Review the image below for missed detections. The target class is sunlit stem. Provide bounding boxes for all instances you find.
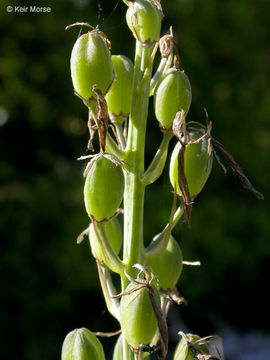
[92,220,124,275]
[96,260,120,320]
[150,57,167,95]
[106,132,125,159]
[149,53,173,96]
[114,121,127,150]
[121,0,131,6]
[141,131,173,185]
[145,197,183,258]
[122,41,156,288]
[171,205,184,230]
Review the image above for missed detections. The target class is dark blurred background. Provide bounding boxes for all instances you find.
[0,0,269,359]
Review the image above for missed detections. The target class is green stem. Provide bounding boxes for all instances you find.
[96,260,120,321]
[92,221,124,275]
[114,121,126,150]
[122,42,155,288]
[149,57,167,96]
[141,132,173,185]
[106,132,125,160]
[145,199,183,258]
[149,53,173,96]
[121,0,130,6]
[171,205,184,230]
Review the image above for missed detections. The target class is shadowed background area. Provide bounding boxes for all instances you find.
[0,0,269,359]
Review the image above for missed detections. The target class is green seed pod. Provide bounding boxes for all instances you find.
[173,333,209,360]
[61,327,105,360]
[120,282,160,349]
[89,217,122,260]
[169,132,213,198]
[70,30,114,101]
[146,235,183,290]
[113,334,123,360]
[105,55,134,121]
[113,334,136,360]
[84,155,125,221]
[126,0,162,46]
[154,68,192,129]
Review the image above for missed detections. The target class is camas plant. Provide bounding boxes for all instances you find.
[62,1,263,359]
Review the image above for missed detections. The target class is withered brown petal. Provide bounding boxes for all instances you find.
[177,142,192,226]
[211,138,264,200]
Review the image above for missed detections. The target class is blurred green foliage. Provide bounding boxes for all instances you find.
[0,0,269,359]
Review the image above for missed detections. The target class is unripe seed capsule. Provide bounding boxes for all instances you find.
[61,327,105,360]
[146,235,183,290]
[113,334,136,360]
[105,55,134,120]
[154,68,192,129]
[70,31,114,101]
[89,217,122,261]
[113,335,140,360]
[84,155,124,221]
[173,333,209,360]
[120,282,160,348]
[113,334,123,360]
[126,0,162,46]
[169,132,213,198]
